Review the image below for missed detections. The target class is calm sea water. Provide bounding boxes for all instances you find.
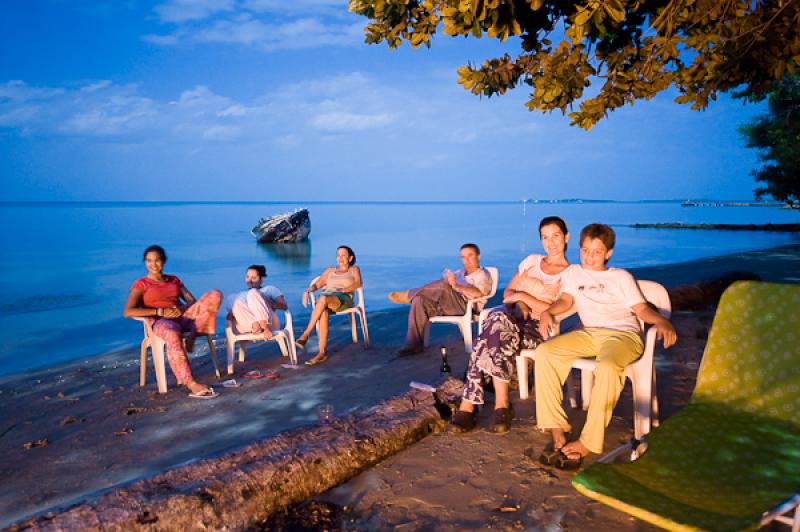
[1,201,798,376]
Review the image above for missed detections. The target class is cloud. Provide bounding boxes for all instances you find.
[154,0,235,23]
[312,111,395,132]
[147,1,363,51]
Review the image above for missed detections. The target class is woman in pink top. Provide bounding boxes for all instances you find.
[124,245,222,398]
[295,245,362,366]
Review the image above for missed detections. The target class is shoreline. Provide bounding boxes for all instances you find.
[1,243,799,527]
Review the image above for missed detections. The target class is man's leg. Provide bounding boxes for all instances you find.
[534,330,597,449]
[403,281,466,350]
[574,330,643,454]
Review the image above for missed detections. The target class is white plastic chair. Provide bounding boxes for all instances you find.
[225,309,298,374]
[134,317,221,394]
[516,280,671,440]
[424,266,499,354]
[309,276,370,348]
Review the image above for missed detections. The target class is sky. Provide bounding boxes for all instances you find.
[0,0,770,201]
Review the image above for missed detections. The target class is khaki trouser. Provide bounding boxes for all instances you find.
[534,328,644,454]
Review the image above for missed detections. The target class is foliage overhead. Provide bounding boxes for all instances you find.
[739,74,800,204]
[349,0,800,130]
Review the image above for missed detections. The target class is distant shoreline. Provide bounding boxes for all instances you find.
[630,222,800,232]
[0,199,795,207]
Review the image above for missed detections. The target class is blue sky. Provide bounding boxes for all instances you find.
[1,0,768,201]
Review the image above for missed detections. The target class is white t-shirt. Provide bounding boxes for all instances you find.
[560,265,645,334]
[223,285,283,316]
[517,254,565,285]
[450,267,493,310]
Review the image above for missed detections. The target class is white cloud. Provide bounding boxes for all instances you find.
[192,15,362,50]
[154,0,235,23]
[312,111,395,132]
[147,1,363,51]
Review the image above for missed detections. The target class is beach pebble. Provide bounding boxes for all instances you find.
[61,416,77,426]
[57,392,65,398]
[23,439,49,449]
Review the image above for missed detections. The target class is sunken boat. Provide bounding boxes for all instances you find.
[251,208,311,243]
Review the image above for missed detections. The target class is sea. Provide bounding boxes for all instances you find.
[1,200,798,376]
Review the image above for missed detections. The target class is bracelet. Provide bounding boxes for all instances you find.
[156,308,162,317]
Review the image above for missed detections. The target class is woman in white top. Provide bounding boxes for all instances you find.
[450,216,570,434]
[295,245,362,366]
[224,265,287,339]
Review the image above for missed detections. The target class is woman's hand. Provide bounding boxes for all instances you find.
[538,310,554,339]
[162,307,183,319]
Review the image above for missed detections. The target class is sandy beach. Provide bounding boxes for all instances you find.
[1,244,798,529]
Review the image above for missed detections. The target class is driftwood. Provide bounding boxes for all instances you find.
[667,272,761,311]
[9,378,464,532]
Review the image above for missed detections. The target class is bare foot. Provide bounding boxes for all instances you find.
[186,381,209,395]
[388,291,410,304]
[251,323,264,334]
[262,329,273,340]
[551,428,568,451]
[561,440,591,459]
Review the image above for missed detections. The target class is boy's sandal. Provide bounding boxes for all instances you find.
[243,370,266,379]
[538,448,563,466]
[295,339,307,351]
[554,450,584,470]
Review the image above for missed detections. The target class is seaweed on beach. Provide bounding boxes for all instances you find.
[257,500,358,531]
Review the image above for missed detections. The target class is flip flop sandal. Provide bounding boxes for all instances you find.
[243,370,266,379]
[295,339,307,351]
[188,387,218,399]
[218,379,241,388]
[555,450,584,470]
[538,448,563,466]
[304,355,328,366]
[265,370,280,380]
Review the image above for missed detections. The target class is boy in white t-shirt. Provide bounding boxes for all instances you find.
[535,224,677,469]
[223,265,288,339]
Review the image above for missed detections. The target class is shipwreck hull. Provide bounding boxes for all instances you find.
[251,209,311,243]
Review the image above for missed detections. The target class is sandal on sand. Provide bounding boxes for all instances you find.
[554,450,584,470]
[265,370,280,380]
[188,387,218,399]
[448,410,476,433]
[538,448,563,466]
[243,370,267,379]
[491,406,513,434]
[295,339,307,351]
[305,355,327,366]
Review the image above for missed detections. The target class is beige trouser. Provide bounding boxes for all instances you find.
[534,328,644,454]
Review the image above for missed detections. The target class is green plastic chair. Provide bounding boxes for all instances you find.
[572,281,800,531]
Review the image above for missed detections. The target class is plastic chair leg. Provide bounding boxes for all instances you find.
[276,335,288,357]
[238,342,247,363]
[206,336,221,378]
[566,371,578,409]
[651,368,660,428]
[359,309,370,348]
[151,338,168,394]
[226,340,235,375]
[461,320,473,354]
[581,369,593,411]
[350,313,358,343]
[516,355,530,399]
[140,339,149,387]
[423,321,431,348]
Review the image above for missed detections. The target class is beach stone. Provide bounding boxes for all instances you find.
[668,272,760,310]
[8,378,463,532]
